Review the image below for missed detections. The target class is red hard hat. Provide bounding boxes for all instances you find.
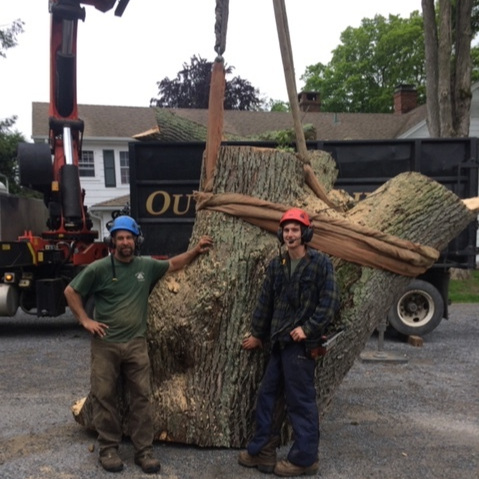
[279,208,311,228]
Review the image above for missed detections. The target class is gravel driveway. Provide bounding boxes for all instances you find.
[0,304,478,479]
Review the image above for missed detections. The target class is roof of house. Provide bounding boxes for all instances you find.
[32,101,427,141]
[155,105,427,140]
[90,194,130,209]
[32,103,159,139]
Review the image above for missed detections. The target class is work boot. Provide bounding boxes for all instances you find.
[99,447,123,472]
[273,459,319,477]
[238,450,276,473]
[134,449,161,474]
[238,436,280,474]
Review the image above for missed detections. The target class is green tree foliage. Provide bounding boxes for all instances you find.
[470,0,479,34]
[0,119,24,195]
[151,54,262,111]
[266,99,290,112]
[301,12,425,113]
[0,19,24,58]
[472,47,479,81]
[1,19,25,195]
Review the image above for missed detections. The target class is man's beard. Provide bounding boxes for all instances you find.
[116,245,134,259]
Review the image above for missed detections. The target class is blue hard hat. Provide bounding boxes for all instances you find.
[109,215,140,236]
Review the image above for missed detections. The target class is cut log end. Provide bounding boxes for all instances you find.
[463,197,479,212]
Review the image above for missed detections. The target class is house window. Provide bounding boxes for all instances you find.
[79,150,95,177]
[120,151,129,185]
[103,150,116,187]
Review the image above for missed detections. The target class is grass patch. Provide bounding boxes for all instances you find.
[449,269,479,303]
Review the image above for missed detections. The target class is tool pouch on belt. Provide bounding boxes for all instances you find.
[306,344,327,360]
[306,329,344,359]
[306,330,345,359]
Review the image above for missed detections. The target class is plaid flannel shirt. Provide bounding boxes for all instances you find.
[250,248,340,349]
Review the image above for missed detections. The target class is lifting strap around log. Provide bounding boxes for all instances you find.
[272,0,336,209]
[204,59,226,192]
[203,0,229,192]
[194,191,440,277]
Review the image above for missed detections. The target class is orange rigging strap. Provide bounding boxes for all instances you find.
[203,0,230,192]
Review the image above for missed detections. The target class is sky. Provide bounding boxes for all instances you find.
[1,0,422,139]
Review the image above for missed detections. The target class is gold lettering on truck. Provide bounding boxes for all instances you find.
[146,191,171,215]
[172,194,193,215]
[145,191,195,216]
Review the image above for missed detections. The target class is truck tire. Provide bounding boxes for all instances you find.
[387,279,444,336]
[0,284,19,317]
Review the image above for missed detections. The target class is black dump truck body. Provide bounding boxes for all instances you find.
[129,138,478,336]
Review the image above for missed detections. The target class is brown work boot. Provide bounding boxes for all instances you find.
[238,436,279,473]
[238,450,276,473]
[134,449,161,474]
[99,447,123,472]
[273,459,319,477]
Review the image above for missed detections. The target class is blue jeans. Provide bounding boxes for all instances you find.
[247,342,319,467]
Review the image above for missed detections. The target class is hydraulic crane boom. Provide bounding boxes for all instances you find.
[46,0,130,235]
[18,0,130,237]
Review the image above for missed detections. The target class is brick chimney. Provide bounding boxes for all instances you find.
[394,84,417,114]
[298,91,321,112]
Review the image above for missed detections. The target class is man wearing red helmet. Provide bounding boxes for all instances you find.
[64,215,212,474]
[238,208,339,477]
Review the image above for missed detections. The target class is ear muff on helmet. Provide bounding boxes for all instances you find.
[301,225,314,243]
[277,208,314,244]
[135,231,144,249]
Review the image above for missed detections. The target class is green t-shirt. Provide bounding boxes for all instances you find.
[69,255,169,343]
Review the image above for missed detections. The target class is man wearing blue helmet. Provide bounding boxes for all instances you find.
[64,215,212,474]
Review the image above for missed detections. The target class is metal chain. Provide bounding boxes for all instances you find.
[214,0,229,57]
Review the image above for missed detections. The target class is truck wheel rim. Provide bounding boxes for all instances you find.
[397,290,434,328]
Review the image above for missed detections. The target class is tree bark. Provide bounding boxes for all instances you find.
[453,0,473,137]
[73,146,476,448]
[153,109,243,142]
[422,0,474,137]
[438,0,453,137]
[422,0,440,137]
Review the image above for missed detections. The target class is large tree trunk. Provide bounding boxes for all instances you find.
[437,0,453,137]
[422,0,440,137]
[422,0,474,137]
[453,0,473,137]
[73,146,476,448]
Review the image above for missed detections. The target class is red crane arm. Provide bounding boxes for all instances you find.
[46,0,129,234]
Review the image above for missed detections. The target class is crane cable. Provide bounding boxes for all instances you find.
[214,0,229,58]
